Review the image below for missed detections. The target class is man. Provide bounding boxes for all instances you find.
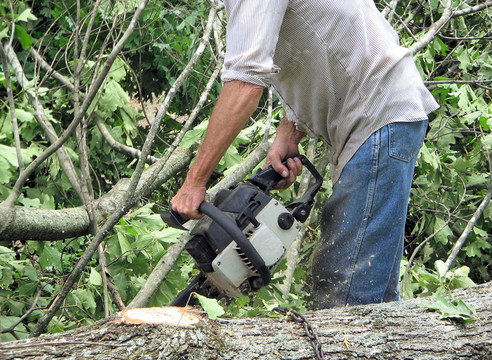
[171,0,439,308]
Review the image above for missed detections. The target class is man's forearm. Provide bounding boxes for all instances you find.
[185,80,264,187]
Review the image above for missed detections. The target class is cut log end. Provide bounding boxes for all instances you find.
[114,306,203,328]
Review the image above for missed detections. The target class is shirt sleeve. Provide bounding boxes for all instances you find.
[221,0,289,87]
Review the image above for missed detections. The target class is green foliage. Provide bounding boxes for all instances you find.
[418,293,478,323]
[403,259,476,299]
[0,0,491,340]
[195,293,225,320]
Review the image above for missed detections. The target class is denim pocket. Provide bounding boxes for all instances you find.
[388,120,428,162]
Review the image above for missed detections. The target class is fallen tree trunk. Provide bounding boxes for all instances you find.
[1,283,491,359]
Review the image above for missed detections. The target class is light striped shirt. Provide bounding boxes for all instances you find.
[221,0,439,182]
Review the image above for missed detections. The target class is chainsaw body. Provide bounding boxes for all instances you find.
[162,155,323,303]
[187,183,301,297]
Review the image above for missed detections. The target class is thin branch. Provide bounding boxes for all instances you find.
[424,79,492,85]
[452,1,492,17]
[0,44,23,172]
[97,244,111,317]
[444,189,492,272]
[94,114,158,163]
[0,288,42,338]
[410,0,454,54]
[106,276,126,310]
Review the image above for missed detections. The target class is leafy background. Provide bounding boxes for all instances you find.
[0,0,490,340]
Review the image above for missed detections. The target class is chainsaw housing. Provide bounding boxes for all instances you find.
[186,183,300,298]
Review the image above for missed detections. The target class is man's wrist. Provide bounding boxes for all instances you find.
[276,116,305,145]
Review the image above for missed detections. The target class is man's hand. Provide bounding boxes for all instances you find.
[171,180,207,220]
[265,116,305,189]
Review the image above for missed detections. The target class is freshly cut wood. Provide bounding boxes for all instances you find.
[115,307,203,327]
[1,283,490,359]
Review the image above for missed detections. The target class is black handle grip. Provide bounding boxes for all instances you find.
[247,155,323,222]
[246,163,285,192]
[160,204,189,230]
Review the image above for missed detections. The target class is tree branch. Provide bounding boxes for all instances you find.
[0,43,23,172]
[444,189,492,272]
[94,114,159,164]
[410,0,454,54]
[0,146,193,241]
[452,1,492,17]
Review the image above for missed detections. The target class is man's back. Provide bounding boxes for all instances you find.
[222,0,439,181]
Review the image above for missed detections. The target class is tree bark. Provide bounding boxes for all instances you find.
[1,283,490,360]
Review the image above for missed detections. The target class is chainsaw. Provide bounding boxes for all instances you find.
[161,155,323,306]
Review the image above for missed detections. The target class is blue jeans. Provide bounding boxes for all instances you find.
[312,120,428,308]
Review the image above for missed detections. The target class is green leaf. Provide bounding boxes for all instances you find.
[0,316,28,341]
[89,268,103,286]
[180,120,208,148]
[117,231,132,254]
[0,144,20,167]
[15,108,35,123]
[195,293,225,320]
[14,24,33,49]
[38,245,62,272]
[419,144,440,169]
[0,27,8,41]
[0,158,14,183]
[465,238,492,257]
[435,260,448,279]
[433,218,453,245]
[99,80,129,114]
[24,266,39,282]
[73,288,97,312]
[16,8,38,22]
[108,57,127,82]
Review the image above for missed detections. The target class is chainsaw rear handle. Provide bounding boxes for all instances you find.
[285,155,323,223]
[161,202,271,286]
[248,155,323,222]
